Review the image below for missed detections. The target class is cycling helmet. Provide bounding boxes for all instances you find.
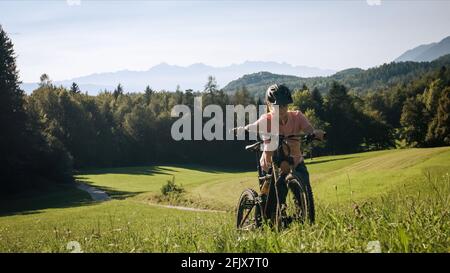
[265,84,293,105]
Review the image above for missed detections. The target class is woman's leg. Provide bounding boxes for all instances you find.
[277,162,310,206]
[294,161,310,186]
[294,160,315,223]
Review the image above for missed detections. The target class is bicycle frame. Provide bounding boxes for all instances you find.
[237,131,323,229]
[251,134,304,219]
[254,134,307,182]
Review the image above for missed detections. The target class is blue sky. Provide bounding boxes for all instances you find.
[1,0,450,82]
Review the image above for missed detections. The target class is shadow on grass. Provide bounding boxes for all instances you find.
[75,165,177,176]
[0,184,97,217]
[168,163,253,174]
[76,164,252,176]
[0,164,249,217]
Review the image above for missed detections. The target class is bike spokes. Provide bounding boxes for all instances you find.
[236,189,262,230]
[239,204,254,228]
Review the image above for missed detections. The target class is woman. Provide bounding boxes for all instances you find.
[234,84,325,209]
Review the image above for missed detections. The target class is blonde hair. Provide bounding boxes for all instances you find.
[266,101,272,114]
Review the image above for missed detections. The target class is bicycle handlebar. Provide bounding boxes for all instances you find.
[231,127,326,143]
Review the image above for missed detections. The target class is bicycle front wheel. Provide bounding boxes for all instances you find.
[236,189,262,230]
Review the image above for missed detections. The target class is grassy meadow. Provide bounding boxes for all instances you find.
[0,147,449,252]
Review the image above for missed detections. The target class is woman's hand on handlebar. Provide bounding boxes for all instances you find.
[313,129,326,141]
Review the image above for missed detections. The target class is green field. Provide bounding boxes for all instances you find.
[1,147,449,252]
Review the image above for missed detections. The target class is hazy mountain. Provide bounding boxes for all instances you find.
[395,36,450,62]
[21,61,336,94]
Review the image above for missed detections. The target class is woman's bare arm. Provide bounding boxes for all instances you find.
[304,124,325,140]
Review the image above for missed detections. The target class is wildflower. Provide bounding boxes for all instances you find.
[366,240,381,253]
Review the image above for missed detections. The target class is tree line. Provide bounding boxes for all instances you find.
[290,65,450,154]
[1,25,449,195]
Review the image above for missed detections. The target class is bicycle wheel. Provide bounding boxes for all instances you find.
[279,175,315,227]
[236,189,262,230]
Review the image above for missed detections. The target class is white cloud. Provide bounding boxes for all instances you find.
[66,0,81,6]
[366,0,382,6]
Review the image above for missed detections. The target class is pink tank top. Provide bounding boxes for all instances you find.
[245,111,312,171]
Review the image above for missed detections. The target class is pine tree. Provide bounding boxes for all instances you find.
[1,26,74,194]
[144,85,154,103]
[39,73,51,87]
[70,82,80,94]
[113,83,124,99]
[0,25,30,191]
[311,87,324,117]
[0,25,25,128]
[203,75,218,105]
[434,87,450,144]
[204,75,218,93]
[324,82,364,153]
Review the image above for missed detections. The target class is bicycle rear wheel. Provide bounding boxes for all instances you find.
[236,189,262,230]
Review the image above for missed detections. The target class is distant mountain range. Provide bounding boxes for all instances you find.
[21,61,336,94]
[222,36,450,97]
[21,35,450,95]
[395,36,450,62]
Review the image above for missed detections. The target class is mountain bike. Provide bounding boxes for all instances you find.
[235,131,324,230]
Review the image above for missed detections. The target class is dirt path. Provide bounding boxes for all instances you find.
[146,203,227,213]
[76,182,110,201]
[76,182,227,213]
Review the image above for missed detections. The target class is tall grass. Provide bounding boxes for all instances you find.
[1,171,448,252]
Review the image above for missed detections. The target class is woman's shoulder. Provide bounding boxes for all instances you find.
[288,110,304,118]
[288,110,311,127]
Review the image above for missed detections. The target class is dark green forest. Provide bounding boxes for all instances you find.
[1,25,449,195]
